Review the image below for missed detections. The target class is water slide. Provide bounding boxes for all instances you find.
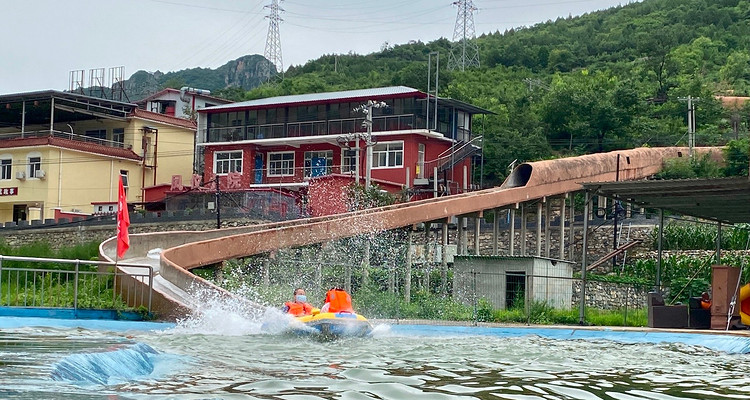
[99,147,718,320]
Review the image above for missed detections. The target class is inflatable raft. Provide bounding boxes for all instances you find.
[293,311,372,338]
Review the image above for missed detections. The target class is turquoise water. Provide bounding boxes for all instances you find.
[2,313,750,399]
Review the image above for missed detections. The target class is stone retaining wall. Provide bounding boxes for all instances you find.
[572,280,650,310]
[0,216,264,250]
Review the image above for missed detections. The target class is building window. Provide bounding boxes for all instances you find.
[85,129,107,140]
[341,149,357,174]
[268,152,295,177]
[215,151,243,175]
[372,141,403,168]
[0,155,11,180]
[113,128,124,143]
[120,170,129,195]
[304,150,333,178]
[27,153,41,178]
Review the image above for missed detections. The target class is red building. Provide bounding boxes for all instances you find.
[192,86,490,217]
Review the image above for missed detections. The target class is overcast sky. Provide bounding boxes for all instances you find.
[1,0,638,94]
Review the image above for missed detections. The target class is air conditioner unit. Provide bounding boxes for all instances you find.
[15,171,25,180]
[35,170,46,179]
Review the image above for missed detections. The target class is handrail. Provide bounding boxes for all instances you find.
[0,129,126,149]
[422,135,483,175]
[0,254,153,312]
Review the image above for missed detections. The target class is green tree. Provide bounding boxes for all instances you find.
[539,71,640,152]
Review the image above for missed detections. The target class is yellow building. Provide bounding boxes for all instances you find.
[0,90,196,223]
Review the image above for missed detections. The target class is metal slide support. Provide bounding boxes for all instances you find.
[362,241,371,285]
[404,228,412,303]
[262,258,270,286]
[510,208,516,256]
[520,204,527,255]
[474,216,480,255]
[441,219,449,293]
[579,191,590,325]
[569,196,576,260]
[461,217,468,255]
[559,194,567,260]
[457,217,464,255]
[657,209,664,291]
[545,199,551,258]
[492,209,499,255]
[536,202,542,256]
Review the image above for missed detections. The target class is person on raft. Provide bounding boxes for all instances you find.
[320,287,355,313]
[282,288,314,316]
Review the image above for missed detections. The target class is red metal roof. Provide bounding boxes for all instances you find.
[130,108,197,130]
[0,136,142,160]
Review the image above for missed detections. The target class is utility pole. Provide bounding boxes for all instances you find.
[427,52,440,132]
[678,95,700,159]
[355,100,386,188]
[215,174,221,229]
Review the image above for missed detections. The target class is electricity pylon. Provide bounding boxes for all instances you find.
[448,0,480,71]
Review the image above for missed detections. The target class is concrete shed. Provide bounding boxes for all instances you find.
[453,255,574,310]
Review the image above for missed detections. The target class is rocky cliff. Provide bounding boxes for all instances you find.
[121,54,275,101]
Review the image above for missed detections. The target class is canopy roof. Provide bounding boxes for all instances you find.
[582,177,750,224]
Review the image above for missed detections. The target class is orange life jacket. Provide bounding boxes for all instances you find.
[324,289,354,313]
[285,301,313,316]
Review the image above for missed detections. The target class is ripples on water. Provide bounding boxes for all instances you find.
[2,317,750,400]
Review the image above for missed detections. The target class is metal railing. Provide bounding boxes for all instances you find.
[0,129,126,149]
[0,255,153,312]
[204,114,419,143]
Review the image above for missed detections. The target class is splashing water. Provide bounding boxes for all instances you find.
[166,282,302,336]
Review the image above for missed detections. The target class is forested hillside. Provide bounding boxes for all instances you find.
[234,0,750,185]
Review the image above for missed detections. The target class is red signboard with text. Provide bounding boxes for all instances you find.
[0,187,18,196]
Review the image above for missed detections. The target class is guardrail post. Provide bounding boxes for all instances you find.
[472,269,478,326]
[0,256,3,306]
[148,266,153,313]
[73,260,80,311]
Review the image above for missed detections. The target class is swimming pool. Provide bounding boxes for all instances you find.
[2,313,750,399]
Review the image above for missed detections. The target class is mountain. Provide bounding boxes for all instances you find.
[237,0,749,184]
[122,54,276,101]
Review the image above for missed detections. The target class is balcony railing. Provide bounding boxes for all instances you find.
[0,129,126,149]
[205,114,418,143]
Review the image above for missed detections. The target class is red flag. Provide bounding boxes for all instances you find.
[116,175,130,259]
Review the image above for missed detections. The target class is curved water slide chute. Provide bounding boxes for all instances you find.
[101,147,720,320]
